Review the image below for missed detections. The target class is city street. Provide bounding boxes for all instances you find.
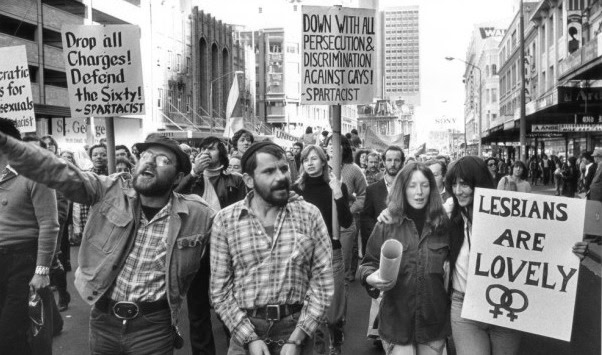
[52,185,600,355]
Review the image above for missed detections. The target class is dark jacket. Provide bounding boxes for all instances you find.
[175,171,247,209]
[359,217,451,345]
[562,165,579,197]
[583,163,598,192]
[360,179,388,241]
[589,165,602,202]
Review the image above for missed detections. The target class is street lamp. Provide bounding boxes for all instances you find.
[209,70,243,129]
[446,56,483,157]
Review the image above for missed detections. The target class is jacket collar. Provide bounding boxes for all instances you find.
[125,187,189,216]
[236,190,302,220]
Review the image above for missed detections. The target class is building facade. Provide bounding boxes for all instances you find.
[484,0,601,159]
[381,6,420,107]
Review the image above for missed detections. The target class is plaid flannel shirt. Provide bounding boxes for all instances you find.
[210,191,334,345]
[110,199,172,302]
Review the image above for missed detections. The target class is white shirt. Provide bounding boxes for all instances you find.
[452,213,471,293]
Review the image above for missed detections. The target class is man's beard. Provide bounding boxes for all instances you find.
[132,171,173,197]
[385,166,399,177]
[255,179,290,207]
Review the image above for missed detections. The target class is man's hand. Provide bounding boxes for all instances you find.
[573,241,589,261]
[248,339,270,355]
[193,153,211,175]
[29,274,50,292]
[280,343,301,355]
[328,172,343,199]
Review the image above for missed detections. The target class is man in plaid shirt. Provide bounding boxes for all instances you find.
[211,141,334,355]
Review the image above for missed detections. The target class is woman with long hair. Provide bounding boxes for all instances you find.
[359,162,450,354]
[497,160,532,192]
[292,144,353,354]
[445,156,523,354]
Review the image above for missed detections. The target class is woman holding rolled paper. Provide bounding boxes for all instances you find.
[359,162,450,355]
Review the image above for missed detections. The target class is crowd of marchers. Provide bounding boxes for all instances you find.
[0,116,597,355]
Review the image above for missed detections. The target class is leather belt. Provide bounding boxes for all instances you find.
[95,297,169,320]
[245,304,303,321]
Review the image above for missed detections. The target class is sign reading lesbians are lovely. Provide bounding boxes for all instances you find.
[61,25,144,118]
[462,188,585,341]
[0,46,36,133]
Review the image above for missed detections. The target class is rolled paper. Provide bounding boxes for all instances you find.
[379,239,404,283]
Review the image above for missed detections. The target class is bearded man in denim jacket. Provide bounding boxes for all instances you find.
[0,131,214,355]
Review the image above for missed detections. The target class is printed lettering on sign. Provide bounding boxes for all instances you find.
[301,6,376,104]
[0,46,36,133]
[61,25,145,118]
[462,188,585,341]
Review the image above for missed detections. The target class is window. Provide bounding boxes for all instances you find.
[492,64,497,75]
[167,50,172,70]
[186,57,191,74]
[167,90,173,111]
[177,54,181,72]
[547,15,554,47]
[492,89,497,103]
[157,88,163,108]
[486,89,490,103]
[186,95,191,113]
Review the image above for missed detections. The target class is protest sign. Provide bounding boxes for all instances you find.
[363,127,407,151]
[61,25,144,118]
[462,188,585,341]
[0,46,36,133]
[50,117,106,147]
[301,6,376,104]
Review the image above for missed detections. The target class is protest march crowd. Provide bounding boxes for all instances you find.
[0,117,599,355]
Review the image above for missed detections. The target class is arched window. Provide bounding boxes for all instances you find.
[492,64,497,75]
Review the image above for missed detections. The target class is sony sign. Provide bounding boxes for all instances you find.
[479,27,506,38]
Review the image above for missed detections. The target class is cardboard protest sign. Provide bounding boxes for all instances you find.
[0,46,36,133]
[50,117,106,147]
[61,25,144,118]
[301,6,376,104]
[462,188,585,341]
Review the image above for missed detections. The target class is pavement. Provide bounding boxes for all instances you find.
[52,184,601,354]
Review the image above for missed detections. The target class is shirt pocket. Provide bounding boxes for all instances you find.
[174,233,206,277]
[427,239,449,275]
[85,201,131,254]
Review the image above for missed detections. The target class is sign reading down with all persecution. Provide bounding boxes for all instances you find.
[0,46,36,133]
[61,25,144,118]
[462,188,585,341]
[301,6,376,105]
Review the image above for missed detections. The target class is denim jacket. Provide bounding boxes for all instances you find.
[0,137,214,325]
[359,216,451,345]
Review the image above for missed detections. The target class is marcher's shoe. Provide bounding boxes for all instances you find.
[58,289,70,312]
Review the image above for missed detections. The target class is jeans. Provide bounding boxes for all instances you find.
[340,220,358,281]
[0,247,37,355]
[450,290,520,355]
[187,251,216,355]
[227,312,314,355]
[381,338,446,355]
[315,248,347,353]
[89,306,173,355]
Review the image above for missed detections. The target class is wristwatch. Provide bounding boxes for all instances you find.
[35,266,50,276]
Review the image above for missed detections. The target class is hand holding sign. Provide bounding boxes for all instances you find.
[366,270,396,292]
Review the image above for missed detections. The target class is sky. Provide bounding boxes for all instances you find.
[195,0,515,138]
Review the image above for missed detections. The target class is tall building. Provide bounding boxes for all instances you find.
[381,5,420,107]
[461,22,508,155]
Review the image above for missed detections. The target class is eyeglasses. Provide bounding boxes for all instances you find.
[139,151,174,167]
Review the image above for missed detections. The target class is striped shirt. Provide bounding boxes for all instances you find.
[110,200,171,302]
[210,191,334,344]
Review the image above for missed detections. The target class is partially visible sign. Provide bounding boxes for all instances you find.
[301,6,376,104]
[462,188,585,341]
[49,117,106,148]
[61,25,145,117]
[0,46,36,133]
[532,124,602,132]
[479,27,506,39]
[363,127,406,151]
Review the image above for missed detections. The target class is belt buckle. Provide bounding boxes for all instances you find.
[112,301,139,320]
[266,305,280,321]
